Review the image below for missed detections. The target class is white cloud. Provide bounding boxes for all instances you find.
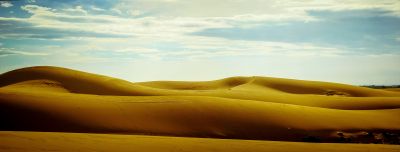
[396,36,400,42]
[0,1,13,7]
[21,5,52,14]
[0,4,394,61]
[9,50,48,56]
[111,8,123,15]
[90,6,105,11]
[72,34,348,62]
[115,0,400,19]
[5,5,232,38]
[0,2,399,85]
[63,6,88,15]
[0,48,48,57]
[128,10,142,16]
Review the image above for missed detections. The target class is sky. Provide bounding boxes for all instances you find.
[0,0,399,85]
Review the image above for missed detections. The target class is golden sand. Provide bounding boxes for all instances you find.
[1,66,399,151]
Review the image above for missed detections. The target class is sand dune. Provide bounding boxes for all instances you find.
[1,131,399,152]
[1,66,400,145]
[1,66,400,109]
[385,88,400,92]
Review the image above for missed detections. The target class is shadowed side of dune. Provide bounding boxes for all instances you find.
[0,100,105,133]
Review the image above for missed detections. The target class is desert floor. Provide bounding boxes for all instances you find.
[1,131,400,152]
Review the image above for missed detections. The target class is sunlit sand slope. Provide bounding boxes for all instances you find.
[1,66,400,109]
[385,88,400,92]
[1,131,399,152]
[0,66,399,143]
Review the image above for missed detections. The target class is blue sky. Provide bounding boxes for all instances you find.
[1,0,400,85]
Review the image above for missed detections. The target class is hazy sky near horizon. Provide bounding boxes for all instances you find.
[0,0,400,85]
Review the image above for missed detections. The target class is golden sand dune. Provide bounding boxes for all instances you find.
[1,131,399,152]
[385,88,400,92]
[0,66,400,145]
[1,66,400,109]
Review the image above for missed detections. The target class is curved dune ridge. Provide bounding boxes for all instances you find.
[1,66,400,143]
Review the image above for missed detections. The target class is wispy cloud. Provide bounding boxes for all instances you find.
[0,49,48,57]
[0,3,366,58]
[396,36,400,42]
[62,6,87,15]
[115,0,400,18]
[0,1,13,8]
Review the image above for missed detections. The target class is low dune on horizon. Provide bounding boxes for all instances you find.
[0,66,400,151]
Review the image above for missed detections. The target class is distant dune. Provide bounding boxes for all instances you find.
[1,66,400,151]
[384,88,400,92]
